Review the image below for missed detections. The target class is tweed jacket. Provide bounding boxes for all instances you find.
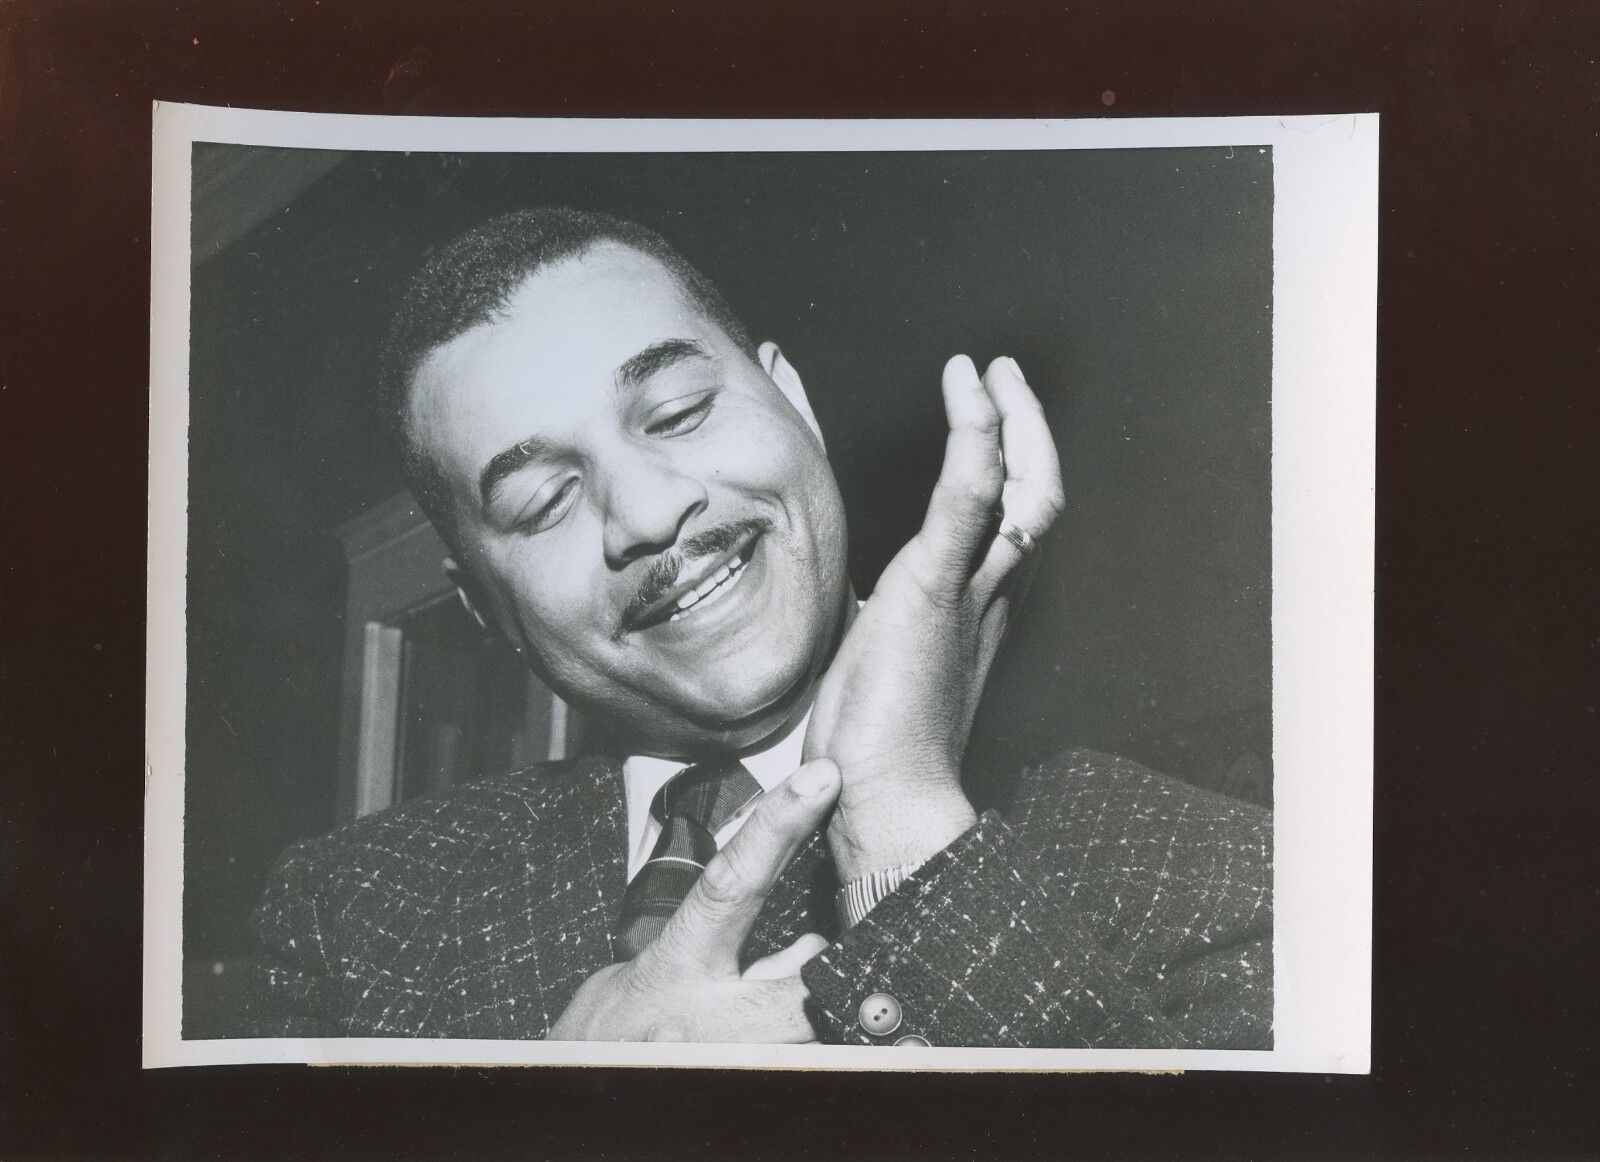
[247,747,1272,1048]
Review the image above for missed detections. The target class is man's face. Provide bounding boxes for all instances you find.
[406,243,851,757]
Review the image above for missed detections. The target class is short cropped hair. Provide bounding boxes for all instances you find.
[379,207,755,550]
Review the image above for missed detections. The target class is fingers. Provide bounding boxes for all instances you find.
[914,355,1064,601]
[742,932,830,981]
[634,975,818,1043]
[913,355,1006,591]
[712,976,819,1044]
[646,760,841,980]
[974,357,1066,595]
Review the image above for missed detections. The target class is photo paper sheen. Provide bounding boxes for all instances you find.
[145,106,1374,1072]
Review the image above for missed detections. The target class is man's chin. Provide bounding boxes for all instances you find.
[670,662,819,748]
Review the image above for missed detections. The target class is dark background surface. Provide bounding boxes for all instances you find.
[4,1,1598,1158]
[185,144,1271,965]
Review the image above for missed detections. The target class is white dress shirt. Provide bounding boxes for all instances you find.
[623,711,811,882]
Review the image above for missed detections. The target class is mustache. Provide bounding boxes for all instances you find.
[619,516,773,632]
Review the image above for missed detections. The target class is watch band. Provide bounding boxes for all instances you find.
[836,861,923,928]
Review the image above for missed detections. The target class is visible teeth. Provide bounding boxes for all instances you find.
[695,567,729,599]
[664,553,749,623]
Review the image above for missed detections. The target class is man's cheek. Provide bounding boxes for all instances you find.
[503,595,582,669]
[713,415,811,474]
[527,602,633,679]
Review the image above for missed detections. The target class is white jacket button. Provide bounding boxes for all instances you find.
[857,992,903,1036]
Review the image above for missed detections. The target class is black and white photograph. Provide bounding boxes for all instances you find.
[14,0,1600,1152]
[144,108,1375,1071]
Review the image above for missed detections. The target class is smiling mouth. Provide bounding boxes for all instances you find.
[623,529,763,633]
[666,551,749,622]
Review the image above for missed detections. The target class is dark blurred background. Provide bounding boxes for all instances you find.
[184,144,1273,985]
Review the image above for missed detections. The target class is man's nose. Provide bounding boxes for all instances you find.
[600,453,709,568]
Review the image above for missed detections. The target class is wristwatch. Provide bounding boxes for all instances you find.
[836,861,924,928]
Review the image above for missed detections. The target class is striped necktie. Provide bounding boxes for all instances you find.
[613,757,764,959]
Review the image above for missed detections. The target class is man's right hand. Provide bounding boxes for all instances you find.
[547,758,841,1043]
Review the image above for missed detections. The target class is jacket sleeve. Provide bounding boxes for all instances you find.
[243,826,473,1039]
[243,818,491,1039]
[240,837,348,1037]
[800,750,1273,1049]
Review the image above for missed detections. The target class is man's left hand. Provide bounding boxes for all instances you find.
[803,355,1064,883]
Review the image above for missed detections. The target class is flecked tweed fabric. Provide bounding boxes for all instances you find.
[246,748,1271,1048]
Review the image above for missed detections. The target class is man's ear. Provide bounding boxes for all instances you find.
[444,556,497,638]
[759,341,826,450]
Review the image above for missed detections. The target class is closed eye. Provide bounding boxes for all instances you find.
[646,394,715,437]
[513,476,578,536]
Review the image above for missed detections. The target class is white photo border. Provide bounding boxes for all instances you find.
[145,105,1377,1073]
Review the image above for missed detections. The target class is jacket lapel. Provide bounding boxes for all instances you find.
[516,750,629,966]
[445,753,627,1037]
[743,826,840,966]
[446,751,840,1036]
[522,751,843,970]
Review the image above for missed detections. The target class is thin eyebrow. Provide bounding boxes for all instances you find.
[478,338,711,512]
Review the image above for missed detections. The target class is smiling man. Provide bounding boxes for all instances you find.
[249,207,1272,1049]
[406,238,850,759]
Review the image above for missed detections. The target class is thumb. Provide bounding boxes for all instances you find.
[742,932,831,981]
[646,759,840,980]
